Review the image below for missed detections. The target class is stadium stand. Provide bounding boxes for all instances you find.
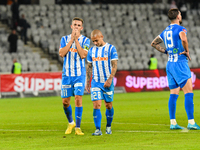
[0,2,200,73]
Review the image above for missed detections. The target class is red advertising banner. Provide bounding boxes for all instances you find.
[0,69,200,93]
[0,72,62,92]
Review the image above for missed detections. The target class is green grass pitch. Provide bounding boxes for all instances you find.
[1,90,200,150]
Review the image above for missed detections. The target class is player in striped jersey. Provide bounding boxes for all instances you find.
[86,29,118,135]
[59,17,90,135]
[151,9,200,130]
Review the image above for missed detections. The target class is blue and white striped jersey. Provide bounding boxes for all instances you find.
[59,34,90,76]
[87,43,118,83]
[159,24,188,62]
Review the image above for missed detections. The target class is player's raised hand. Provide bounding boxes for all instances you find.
[74,30,79,40]
[179,51,191,61]
[71,30,75,41]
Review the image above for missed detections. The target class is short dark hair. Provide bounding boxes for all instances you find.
[72,17,84,24]
[168,8,179,20]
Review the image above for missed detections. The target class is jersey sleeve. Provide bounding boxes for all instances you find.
[59,36,67,50]
[111,46,118,60]
[159,31,164,41]
[179,26,187,35]
[87,47,93,63]
[83,38,90,51]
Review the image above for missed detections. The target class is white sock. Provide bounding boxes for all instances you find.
[69,120,74,125]
[188,119,195,125]
[170,119,177,125]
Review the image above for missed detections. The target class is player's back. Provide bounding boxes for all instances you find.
[160,24,188,63]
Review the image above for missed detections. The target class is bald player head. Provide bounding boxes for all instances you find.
[91,29,106,47]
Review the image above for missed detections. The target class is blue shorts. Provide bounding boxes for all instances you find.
[166,61,191,89]
[90,79,114,103]
[61,75,85,98]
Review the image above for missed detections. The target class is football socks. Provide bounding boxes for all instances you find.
[106,107,114,127]
[185,93,194,120]
[63,105,73,123]
[168,94,179,119]
[93,109,102,130]
[75,106,83,128]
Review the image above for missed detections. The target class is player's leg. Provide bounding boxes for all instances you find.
[182,78,200,130]
[74,95,84,135]
[73,76,85,135]
[92,100,102,136]
[62,97,76,134]
[169,88,184,129]
[61,76,75,134]
[104,101,114,134]
[167,68,184,129]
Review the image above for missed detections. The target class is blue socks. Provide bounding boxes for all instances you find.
[63,105,73,123]
[75,106,83,128]
[168,94,179,119]
[93,109,102,130]
[106,107,114,127]
[185,93,194,120]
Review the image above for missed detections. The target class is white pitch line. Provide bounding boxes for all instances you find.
[0,122,169,126]
[0,129,186,133]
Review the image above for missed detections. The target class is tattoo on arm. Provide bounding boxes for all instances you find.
[151,36,166,53]
[108,60,118,80]
[86,63,92,83]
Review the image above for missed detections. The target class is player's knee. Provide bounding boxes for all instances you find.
[105,103,112,110]
[62,98,70,107]
[75,96,82,107]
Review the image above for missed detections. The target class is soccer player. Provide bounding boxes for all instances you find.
[59,17,90,135]
[86,29,118,135]
[151,8,200,130]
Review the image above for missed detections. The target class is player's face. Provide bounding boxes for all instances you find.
[178,11,182,24]
[71,20,83,32]
[91,35,104,47]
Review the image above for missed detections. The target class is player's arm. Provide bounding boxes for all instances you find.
[75,39,88,59]
[151,36,167,54]
[59,39,74,58]
[104,60,118,88]
[86,62,92,93]
[179,32,191,60]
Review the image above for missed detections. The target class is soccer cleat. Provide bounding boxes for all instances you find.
[75,128,84,135]
[65,123,76,134]
[170,124,184,130]
[92,129,102,136]
[106,127,112,134]
[187,123,200,130]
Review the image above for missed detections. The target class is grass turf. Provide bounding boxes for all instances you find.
[0,90,200,150]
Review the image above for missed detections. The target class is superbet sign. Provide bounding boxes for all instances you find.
[114,69,199,92]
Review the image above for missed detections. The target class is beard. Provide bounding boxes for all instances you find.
[179,20,182,25]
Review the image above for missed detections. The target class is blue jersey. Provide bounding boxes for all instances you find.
[59,34,90,76]
[87,43,118,83]
[159,24,188,62]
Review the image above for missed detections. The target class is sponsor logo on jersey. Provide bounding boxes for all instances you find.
[183,29,187,33]
[69,48,77,52]
[92,57,108,61]
[173,48,178,53]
